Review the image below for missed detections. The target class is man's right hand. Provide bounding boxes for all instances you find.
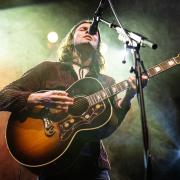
[27,90,74,112]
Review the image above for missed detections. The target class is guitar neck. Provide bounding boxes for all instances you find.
[87,54,180,106]
[147,55,180,78]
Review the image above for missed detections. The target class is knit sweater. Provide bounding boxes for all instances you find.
[0,61,131,175]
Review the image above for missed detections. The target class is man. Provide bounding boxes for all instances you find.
[0,20,147,180]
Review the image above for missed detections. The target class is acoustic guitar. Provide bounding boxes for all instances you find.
[6,54,180,175]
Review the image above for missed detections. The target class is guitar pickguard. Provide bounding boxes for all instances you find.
[58,101,106,141]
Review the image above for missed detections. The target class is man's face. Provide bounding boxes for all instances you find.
[73,22,99,50]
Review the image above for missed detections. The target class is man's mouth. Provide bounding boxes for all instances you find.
[83,35,92,41]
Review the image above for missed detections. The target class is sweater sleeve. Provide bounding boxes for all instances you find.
[112,90,132,125]
[0,61,48,113]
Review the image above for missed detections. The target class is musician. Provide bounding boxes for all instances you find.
[0,20,147,180]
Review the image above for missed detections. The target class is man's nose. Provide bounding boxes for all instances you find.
[85,29,89,34]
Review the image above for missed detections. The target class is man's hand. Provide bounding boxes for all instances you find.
[116,75,149,109]
[127,74,149,98]
[27,90,74,112]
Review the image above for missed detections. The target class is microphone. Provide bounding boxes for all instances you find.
[88,0,106,35]
[100,19,158,49]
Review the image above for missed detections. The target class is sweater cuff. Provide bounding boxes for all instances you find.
[1,90,32,113]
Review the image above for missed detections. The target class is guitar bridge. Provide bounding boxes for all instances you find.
[43,117,55,137]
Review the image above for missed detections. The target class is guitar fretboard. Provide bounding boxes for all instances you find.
[147,56,180,78]
[87,54,180,106]
[87,80,129,106]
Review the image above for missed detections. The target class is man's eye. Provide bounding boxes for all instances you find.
[80,27,87,31]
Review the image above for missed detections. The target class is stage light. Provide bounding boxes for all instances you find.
[176,150,180,159]
[47,31,58,43]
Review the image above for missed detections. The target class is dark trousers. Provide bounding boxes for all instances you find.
[38,169,110,180]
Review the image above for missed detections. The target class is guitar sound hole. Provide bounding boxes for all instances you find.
[69,96,89,116]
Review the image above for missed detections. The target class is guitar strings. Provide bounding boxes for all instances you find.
[70,98,89,110]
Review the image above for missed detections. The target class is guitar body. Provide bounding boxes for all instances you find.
[6,77,118,175]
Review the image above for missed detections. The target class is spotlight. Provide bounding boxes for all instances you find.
[47,31,58,43]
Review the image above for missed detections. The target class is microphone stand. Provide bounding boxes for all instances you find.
[131,43,152,180]
[100,18,155,180]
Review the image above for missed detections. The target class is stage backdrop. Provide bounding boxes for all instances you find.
[0,1,179,180]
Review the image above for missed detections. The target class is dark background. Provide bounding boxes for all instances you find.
[0,0,179,180]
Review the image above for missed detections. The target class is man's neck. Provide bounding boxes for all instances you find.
[73,43,97,67]
[73,49,93,67]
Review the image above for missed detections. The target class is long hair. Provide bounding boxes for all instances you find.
[57,20,105,73]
